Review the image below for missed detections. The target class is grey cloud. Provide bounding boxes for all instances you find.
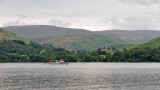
[48,18,71,27]
[1,0,160,30]
[103,16,160,30]
[2,20,37,27]
[18,15,34,19]
[118,0,160,5]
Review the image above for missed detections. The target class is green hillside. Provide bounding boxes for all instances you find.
[35,34,138,51]
[0,28,29,43]
[136,36,160,49]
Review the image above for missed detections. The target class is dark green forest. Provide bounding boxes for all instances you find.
[0,40,160,62]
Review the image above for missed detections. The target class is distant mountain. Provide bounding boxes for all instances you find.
[4,25,160,50]
[4,25,160,43]
[136,36,160,49]
[4,25,93,39]
[95,30,160,43]
[33,34,138,51]
[0,27,29,43]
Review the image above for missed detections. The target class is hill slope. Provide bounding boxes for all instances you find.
[34,34,138,51]
[136,36,160,49]
[0,28,29,42]
[95,30,160,43]
[4,25,93,39]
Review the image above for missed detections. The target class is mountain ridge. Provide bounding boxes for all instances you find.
[95,30,160,42]
[3,25,160,50]
[4,25,94,39]
[3,25,160,42]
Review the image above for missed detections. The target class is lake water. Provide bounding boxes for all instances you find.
[0,63,160,90]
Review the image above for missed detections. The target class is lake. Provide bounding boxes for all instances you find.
[0,63,160,90]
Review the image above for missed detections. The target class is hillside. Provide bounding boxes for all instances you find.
[4,25,94,39]
[136,36,160,49]
[0,28,29,43]
[95,30,160,43]
[34,34,138,51]
[4,25,160,43]
[4,25,160,50]
[0,40,79,62]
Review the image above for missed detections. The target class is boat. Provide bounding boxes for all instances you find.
[45,59,69,65]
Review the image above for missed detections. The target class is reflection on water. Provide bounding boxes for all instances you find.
[0,63,160,90]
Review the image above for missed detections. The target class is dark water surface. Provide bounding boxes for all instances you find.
[0,63,160,90]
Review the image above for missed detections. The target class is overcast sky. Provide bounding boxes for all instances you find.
[0,0,160,31]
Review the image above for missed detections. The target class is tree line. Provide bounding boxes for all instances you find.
[0,40,160,62]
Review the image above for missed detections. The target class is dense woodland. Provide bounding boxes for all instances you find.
[0,40,160,62]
